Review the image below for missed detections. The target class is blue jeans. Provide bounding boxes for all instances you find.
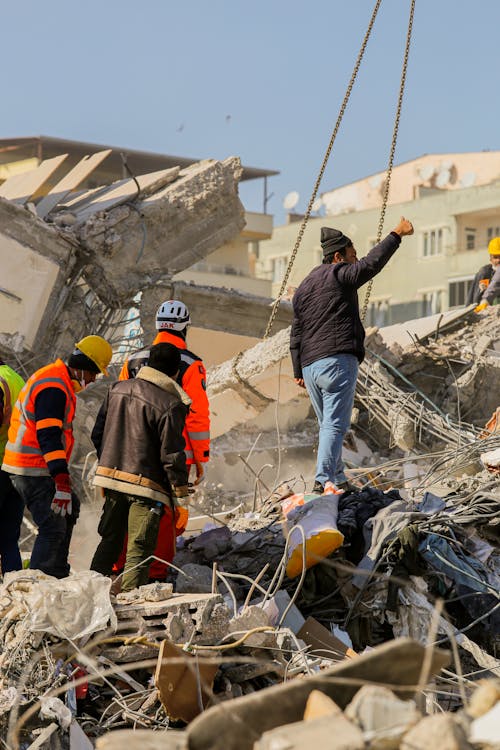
[10,475,80,578]
[302,354,359,486]
[0,470,24,573]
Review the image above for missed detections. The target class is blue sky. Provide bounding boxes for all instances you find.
[2,0,499,224]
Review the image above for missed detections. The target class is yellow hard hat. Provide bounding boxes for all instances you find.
[75,335,112,376]
[488,237,500,256]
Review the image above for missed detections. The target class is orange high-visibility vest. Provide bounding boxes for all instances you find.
[2,359,76,476]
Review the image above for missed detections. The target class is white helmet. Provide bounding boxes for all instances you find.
[156,300,191,331]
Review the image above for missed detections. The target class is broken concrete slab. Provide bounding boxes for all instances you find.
[255,714,365,750]
[186,638,450,750]
[344,685,420,749]
[140,281,292,341]
[77,157,245,304]
[115,592,231,645]
[96,728,187,750]
[400,714,472,750]
[0,155,68,203]
[36,150,112,218]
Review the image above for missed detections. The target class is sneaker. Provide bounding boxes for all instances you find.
[311,481,324,494]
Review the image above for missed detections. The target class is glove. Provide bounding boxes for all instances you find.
[51,473,72,517]
[475,301,489,313]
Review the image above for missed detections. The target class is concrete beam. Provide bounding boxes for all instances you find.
[140,281,292,341]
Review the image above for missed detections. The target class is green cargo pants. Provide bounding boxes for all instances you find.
[90,489,163,592]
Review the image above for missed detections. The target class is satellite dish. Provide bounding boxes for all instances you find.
[283,191,299,211]
[418,164,435,181]
[435,169,451,188]
[312,198,323,212]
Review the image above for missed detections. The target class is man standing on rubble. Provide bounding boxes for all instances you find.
[2,336,112,578]
[290,218,414,494]
[466,237,500,306]
[90,343,191,592]
[0,359,25,573]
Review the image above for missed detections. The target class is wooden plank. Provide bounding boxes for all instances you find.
[36,149,112,218]
[73,168,180,222]
[0,155,68,203]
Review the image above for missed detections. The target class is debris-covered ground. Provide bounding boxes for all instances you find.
[1,309,499,749]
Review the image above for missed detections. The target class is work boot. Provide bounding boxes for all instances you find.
[311,481,324,494]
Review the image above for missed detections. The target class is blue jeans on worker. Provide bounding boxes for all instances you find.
[10,475,80,578]
[0,469,24,573]
[302,354,359,487]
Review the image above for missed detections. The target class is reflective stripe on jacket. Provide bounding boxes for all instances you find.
[2,359,76,476]
[119,331,210,465]
[0,364,25,460]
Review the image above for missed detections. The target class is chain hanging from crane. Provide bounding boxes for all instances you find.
[264,0,416,339]
[263,0,383,340]
[361,0,415,323]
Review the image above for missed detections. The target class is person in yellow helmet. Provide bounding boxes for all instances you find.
[2,335,112,578]
[467,237,500,306]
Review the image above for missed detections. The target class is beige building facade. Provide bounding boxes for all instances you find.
[258,154,500,326]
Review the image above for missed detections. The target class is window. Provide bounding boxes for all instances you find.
[421,290,442,316]
[449,278,474,307]
[368,300,390,327]
[271,256,288,284]
[422,228,444,257]
[465,227,476,250]
[487,226,500,242]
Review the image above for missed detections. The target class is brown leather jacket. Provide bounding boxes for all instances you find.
[91,367,191,503]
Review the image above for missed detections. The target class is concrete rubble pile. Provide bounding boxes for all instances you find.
[0,155,246,370]
[1,452,499,747]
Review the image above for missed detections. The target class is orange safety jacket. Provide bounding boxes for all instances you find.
[119,331,210,466]
[2,359,76,476]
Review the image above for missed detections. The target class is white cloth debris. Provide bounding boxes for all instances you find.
[28,571,116,640]
[39,697,72,730]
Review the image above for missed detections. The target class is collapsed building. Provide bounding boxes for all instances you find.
[0,141,499,749]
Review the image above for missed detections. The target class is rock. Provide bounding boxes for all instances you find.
[254,715,365,750]
[468,679,500,718]
[228,605,275,648]
[401,714,472,750]
[469,701,500,745]
[303,690,341,721]
[176,564,214,594]
[345,685,420,749]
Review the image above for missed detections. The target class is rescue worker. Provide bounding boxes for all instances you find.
[2,336,112,578]
[90,343,191,592]
[466,237,500,306]
[0,360,25,573]
[118,300,209,580]
[120,300,210,483]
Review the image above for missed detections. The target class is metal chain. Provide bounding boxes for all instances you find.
[263,0,383,340]
[361,0,416,323]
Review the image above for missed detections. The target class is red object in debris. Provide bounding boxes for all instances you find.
[73,666,89,700]
[112,506,188,580]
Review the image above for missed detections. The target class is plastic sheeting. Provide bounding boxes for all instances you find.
[28,570,116,640]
